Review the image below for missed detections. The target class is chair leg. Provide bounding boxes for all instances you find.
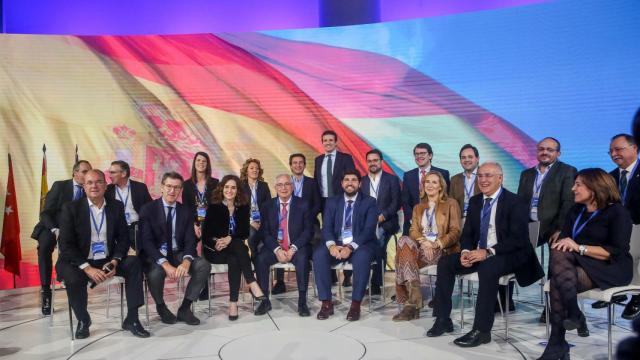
[268,268,273,301]
[50,280,56,326]
[368,268,373,312]
[106,283,111,318]
[611,304,616,325]
[496,293,504,318]
[120,283,124,326]
[459,278,464,331]
[68,300,75,340]
[545,291,550,339]
[505,281,510,341]
[208,274,212,317]
[608,303,613,360]
[381,261,386,305]
[144,279,150,328]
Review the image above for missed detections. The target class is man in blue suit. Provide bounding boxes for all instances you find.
[314,130,356,208]
[360,149,401,295]
[313,169,378,321]
[402,143,450,235]
[255,174,313,316]
[140,172,211,326]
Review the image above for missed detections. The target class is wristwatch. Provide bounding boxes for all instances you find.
[578,245,587,256]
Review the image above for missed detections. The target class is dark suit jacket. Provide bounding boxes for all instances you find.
[56,198,130,267]
[139,199,197,265]
[322,193,378,249]
[610,165,640,224]
[242,180,271,210]
[401,166,450,235]
[294,175,321,223]
[517,161,577,244]
[105,179,153,215]
[360,171,401,234]
[259,197,312,252]
[449,172,480,214]
[201,203,251,246]
[181,177,220,216]
[31,179,77,239]
[461,188,544,287]
[314,151,356,197]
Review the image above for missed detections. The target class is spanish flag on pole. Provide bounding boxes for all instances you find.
[1,153,22,276]
[39,144,48,212]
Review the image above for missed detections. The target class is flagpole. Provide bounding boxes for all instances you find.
[13,274,16,289]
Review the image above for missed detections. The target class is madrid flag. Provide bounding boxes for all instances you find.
[1,154,22,276]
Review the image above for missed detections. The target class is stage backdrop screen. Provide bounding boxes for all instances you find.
[0,0,639,288]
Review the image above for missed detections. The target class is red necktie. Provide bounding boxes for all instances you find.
[419,169,427,192]
[280,202,289,251]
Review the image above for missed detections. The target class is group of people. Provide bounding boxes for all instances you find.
[31,129,639,360]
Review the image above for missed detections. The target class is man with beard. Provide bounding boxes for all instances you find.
[449,144,481,219]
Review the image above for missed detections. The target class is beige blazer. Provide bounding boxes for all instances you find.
[409,197,462,254]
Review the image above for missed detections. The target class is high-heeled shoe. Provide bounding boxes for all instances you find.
[537,343,570,360]
[536,351,569,360]
[228,304,239,321]
[563,313,586,332]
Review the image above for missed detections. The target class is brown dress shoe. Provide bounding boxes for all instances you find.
[392,305,419,321]
[316,301,334,320]
[346,303,361,321]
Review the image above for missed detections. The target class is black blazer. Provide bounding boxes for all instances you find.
[314,151,356,197]
[201,203,250,247]
[181,177,220,216]
[401,166,450,235]
[360,171,401,235]
[517,161,577,244]
[139,199,197,265]
[242,180,271,211]
[295,175,321,223]
[260,197,312,252]
[31,179,77,239]
[461,188,544,287]
[610,166,640,224]
[322,193,378,248]
[105,179,153,214]
[56,198,130,267]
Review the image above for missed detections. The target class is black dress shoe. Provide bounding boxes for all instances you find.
[272,281,287,295]
[622,295,640,320]
[41,290,52,316]
[453,329,491,347]
[298,303,310,317]
[494,300,516,313]
[427,299,435,308]
[317,301,334,320]
[75,319,91,339]
[426,318,454,337]
[563,314,589,338]
[592,295,627,309]
[577,319,590,337]
[254,298,272,316]
[122,319,151,338]
[539,309,547,324]
[177,307,201,325]
[157,304,177,324]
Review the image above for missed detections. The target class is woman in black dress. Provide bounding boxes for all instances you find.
[239,158,271,260]
[201,175,268,320]
[539,168,633,360]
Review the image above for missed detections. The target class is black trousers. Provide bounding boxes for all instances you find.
[433,252,516,332]
[256,246,310,300]
[37,230,57,288]
[205,240,256,302]
[145,252,210,305]
[56,256,144,323]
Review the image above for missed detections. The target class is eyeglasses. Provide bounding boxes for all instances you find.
[414,151,429,157]
[477,173,501,179]
[163,184,183,191]
[108,170,123,174]
[608,146,630,155]
[537,147,558,153]
[275,182,292,188]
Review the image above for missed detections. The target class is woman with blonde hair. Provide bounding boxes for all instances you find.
[239,158,271,261]
[393,171,462,321]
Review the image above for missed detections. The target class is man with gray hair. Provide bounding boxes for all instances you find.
[427,162,543,347]
[255,174,313,316]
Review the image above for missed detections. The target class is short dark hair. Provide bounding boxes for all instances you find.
[72,160,91,172]
[111,160,130,177]
[538,137,562,152]
[289,153,306,165]
[366,149,383,161]
[459,144,479,158]
[611,133,637,147]
[321,130,338,142]
[161,171,184,184]
[575,168,621,209]
[342,168,361,180]
[413,143,433,155]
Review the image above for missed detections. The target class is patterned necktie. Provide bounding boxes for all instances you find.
[478,198,492,249]
[344,200,353,229]
[620,170,628,198]
[280,202,289,251]
[326,154,333,197]
[166,206,174,258]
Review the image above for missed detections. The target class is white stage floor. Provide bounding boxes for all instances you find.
[0,273,634,359]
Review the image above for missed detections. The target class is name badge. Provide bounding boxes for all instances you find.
[92,241,107,260]
[277,229,284,241]
[251,209,261,222]
[425,232,438,242]
[160,242,168,257]
[125,212,131,224]
[531,196,539,208]
[376,226,384,240]
[197,206,207,219]
[341,229,353,245]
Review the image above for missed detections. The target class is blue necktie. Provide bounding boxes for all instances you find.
[478,198,492,249]
[344,200,353,229]
[73,185,84,201]
[326,154,333,197]
[166,206,174,258]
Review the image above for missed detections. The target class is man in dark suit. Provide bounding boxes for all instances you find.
[313,169,378,321]
[314,130,356,207]
[517,137,577,322]
[402,143,450,235]
[31,160,92,315]
[360,149,401,295]
[55,169,149,339]
[449,144,481,218]
[255,174,313,316]
[140,172,210,326]
[106,160,153,253]
[427,162,543,347]
[608,133,640,319]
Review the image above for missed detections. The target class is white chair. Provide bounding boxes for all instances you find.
[544,224,640,360]
[268,262,317,300]
[331,261,377,312]
[208,263,229,316]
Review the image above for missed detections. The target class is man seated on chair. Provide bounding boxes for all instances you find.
[56,169,149,339]
[313,169,378,321]
[140,171,211,326]
[255,174,312,316]
[426,162,543,347]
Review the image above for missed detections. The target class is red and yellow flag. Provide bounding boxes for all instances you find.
[39,144,48,212]
[1,154,22,276]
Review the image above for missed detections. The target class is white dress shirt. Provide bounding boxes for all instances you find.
[116,179,139,224]
[320,149,337,198]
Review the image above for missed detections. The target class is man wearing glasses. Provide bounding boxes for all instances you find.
[140,172,211,326]
[402,143,450,235]
[255,174,313,316]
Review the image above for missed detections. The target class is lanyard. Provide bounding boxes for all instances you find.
[620,162,639,204]
[464,173,476,200]
[533,167,549,195]
[229,212,236,234]
[116,183,130,208]
[369,175,381,198]
[90,207,106,242]
[426,205,436,230]
[250,183,258,207]
[292,176,303,197]
[572,207,599,239]
[196,184,207,205]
